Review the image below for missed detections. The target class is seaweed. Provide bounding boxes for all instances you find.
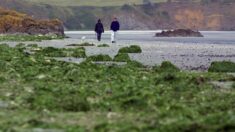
[87,54,112,61]
[208,61,235,72]
[37,47,86,58]
[154,61,180,73]
[118,45,142,53]
[67,42,95,47]
[97,44,110,47]
[113,53,131,62]
[0,35,64,42]
[0,45,234,131]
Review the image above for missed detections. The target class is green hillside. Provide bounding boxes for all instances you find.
[23,0,167,7]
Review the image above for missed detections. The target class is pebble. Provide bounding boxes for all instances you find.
[0,101,8,108]
[33,128,64,132]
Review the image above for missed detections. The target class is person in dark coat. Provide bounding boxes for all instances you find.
[95,19,104,41]
[110,18,120,43]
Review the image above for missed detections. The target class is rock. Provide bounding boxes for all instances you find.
[190,65,208,71]
[210,81,234,89]
[33,128,64,132]
[0,100,8,108]
[0,7,64,36]
[227,73,235,77]
[155,29,203,37]
[92,61,127,66]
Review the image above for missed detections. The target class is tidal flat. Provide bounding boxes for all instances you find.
[0,44,234,132]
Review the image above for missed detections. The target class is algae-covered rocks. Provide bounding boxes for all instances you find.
[67,43,95,47]
[155,29,203,37]
[0,35,64,42]
[118,45,142,53]
[154,61,180,73]
[98,44,110,47]
[37,47,86,58]
[208,61,235,72]
[113,53,131,62]
[87,54,112,61]
[0,44,234,131]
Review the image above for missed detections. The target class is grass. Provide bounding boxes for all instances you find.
[208,61,235,72]
[0,44,234,131]
[97,44,110,47]
[24,0,168,7]
[87,54,113,61]
[118,45,142,53]
[113,53,131,62]
[0,35,64,42]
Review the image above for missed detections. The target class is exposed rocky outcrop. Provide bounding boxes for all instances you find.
[0,7,64,36]
[155,29,203,37]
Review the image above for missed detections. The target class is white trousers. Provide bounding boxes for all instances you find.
[111,31,117,42]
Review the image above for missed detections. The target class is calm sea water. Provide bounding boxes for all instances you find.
[65,31,235,45]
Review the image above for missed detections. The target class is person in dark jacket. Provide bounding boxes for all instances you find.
[95,19,104,41]
[110,18,120,43]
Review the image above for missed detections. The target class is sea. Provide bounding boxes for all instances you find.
[65,31,235,45]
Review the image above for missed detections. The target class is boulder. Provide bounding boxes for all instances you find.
[0,7,64,36]
[155,29,203,37]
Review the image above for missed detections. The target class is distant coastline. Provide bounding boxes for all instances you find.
[1,0,235,31]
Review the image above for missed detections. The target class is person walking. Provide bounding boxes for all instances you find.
[95,19,104,41]
[110,17,120,43]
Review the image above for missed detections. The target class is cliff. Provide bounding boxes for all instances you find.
[1,0,235,31]
[0,7,64,35]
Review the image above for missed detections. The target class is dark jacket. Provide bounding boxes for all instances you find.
[95,22,104,34]
[110,21,120,32]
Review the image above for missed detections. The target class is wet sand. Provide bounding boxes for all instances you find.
[2,38,234,70]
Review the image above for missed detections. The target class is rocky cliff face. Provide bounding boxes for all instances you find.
[1,0,235,31]
[0,7,64,35]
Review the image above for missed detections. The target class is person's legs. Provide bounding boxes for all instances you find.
[111,31,118,43]
[97,33,101,41]
[111,31,115,43]
[114,31,117,42]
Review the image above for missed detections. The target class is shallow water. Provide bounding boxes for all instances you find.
[65,31,235,45]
